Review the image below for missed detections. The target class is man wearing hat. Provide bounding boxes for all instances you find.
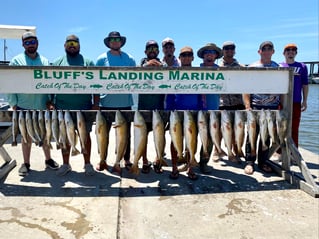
[161,37,180,67]
[219,41,245,110]
[164,46,205,179]
[138,40,165,174]
[7,31,59,176]
[197,43,222,110]
[243,40,280,175]
[96,31,136,173]
[197,43,223,163]
[280,43,308,149]
[219,41,245,162]
[52,34,97,176]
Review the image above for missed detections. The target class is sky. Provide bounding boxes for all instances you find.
[0,0,318,66]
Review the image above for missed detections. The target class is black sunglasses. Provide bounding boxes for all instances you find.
[180,52,193,57]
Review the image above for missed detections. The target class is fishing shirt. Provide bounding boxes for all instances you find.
[96,51,136,108]
[7,52,50,110]
[218,58,244,107]
[249,60,280,109]
[52,54,95,110]
[200,63,220,110]
[138,57,165,110]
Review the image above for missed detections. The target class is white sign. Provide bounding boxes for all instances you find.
[0,66,290,94]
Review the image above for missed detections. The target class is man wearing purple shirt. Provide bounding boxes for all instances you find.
[280,43,308,148]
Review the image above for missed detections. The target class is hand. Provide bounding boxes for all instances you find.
[301,101,307,112]
[147,59,162,66]
[92,104,100,110]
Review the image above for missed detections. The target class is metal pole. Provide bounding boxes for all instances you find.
[3,39,7,61]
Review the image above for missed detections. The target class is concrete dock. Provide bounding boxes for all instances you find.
[0,127,318,239]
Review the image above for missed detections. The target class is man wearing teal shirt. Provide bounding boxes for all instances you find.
[7,31,59,176]
[95,31,135,173]
[53,35,98,176]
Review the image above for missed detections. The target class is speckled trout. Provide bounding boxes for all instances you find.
[51,109,60,150]
[209,110,227,159]
[44,109,53,149]
[26,110,40,146]
[18,111,28,144]
[58,110,67,150]
[234,110,246,157]
[246,110,257,156]
[258,109,269,151]
[221,110,235,161]
[11,110,18,146]
[65,110,80,156]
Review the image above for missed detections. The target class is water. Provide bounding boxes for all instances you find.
[299,84,319,155]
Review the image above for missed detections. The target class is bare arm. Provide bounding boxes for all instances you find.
[242,94,251,110]
[301,85,309,112]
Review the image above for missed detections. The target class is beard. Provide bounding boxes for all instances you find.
[110,46,121,51]
[66,49,80,57]
[26,47,37,54]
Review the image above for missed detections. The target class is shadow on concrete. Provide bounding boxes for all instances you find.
[0,165,297,197]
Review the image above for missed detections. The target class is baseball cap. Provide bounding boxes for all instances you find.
[284,43,297,51]
[145,40,159,49]
[259,41,274,50]
[162,37,174,47]
[66,35,79,42]
[180,46,193,54]
[222,41,235,49]
[22,31,37,40]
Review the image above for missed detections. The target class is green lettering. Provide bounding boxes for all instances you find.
[52,71,63,79]
[34,69,43,79]
[206,72,215,80]
[191,72,200,80]
[86,72,94,80]
[118,72,127,80]
[99,70,107,79]
[216,73,224,80]
[108,72,117,80]
[169,70,179,80]
[128,72,138,80]
[180,72,190,80]
[154,72,163,80]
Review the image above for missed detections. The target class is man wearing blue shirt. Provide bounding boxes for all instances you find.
[95,31,136,172]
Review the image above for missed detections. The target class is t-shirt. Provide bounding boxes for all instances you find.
[96,51,136,108]
[7,52,51,110]
[279,61,308,103]
[52,54,95,110]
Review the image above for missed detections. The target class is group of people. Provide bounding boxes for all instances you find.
[7,30,308,180]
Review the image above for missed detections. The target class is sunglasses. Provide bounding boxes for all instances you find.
[180,52,193,57]
[285,48,296,52]
[109,37,121,43]
[146,47,159,53]
[223,46,235,51]
[203,50,217,55]
[23,39,37,46]
[66,41,79,47]
[261,47,273,52]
